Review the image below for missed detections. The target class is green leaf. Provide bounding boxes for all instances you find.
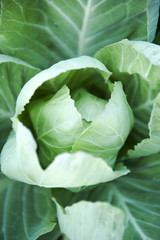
[89,154,160,240]
[0,54,39,150]
[72,82,134,167]
[28,85,84,168]
[0,0,159,68]
[0,174,56,240]
[95,39,160,146]
[54,199,125,240]
[0,119,129,189]
[73,88,106,122]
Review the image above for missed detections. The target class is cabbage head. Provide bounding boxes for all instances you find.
[1,56,133,190]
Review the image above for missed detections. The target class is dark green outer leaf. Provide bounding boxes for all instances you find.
[0,0,159,69]
[0,174,56,240]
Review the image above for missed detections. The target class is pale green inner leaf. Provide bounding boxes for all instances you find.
[73,88,107,122]
[28,85,84,167]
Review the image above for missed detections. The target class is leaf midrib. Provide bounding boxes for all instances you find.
[111,184,152,240]
[78,0,93,56]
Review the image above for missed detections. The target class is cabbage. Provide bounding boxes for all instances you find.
[0,1,160,239]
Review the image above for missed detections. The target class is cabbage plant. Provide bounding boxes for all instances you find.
[0,1,160,240]
[1,41,160,240]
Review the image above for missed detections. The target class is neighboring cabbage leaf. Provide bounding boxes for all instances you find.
[54,199,125,240]
[0,0,159,68]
